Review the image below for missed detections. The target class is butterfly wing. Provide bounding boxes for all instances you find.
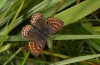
[22,25,46,55]
[22,25,42,41]
[30,13,48,32]
[46,18,64,35]
[28,41,45,56]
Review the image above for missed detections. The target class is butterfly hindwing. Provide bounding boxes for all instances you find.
[28,40,45,56]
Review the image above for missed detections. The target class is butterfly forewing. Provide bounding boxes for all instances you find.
[47,18,64,35]
[22,25,42,41]
[30,13,48,32]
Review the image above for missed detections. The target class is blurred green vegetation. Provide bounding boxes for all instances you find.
[0,0,100,65]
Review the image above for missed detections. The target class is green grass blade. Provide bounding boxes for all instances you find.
[1,35,100,41]
[3,47,22,65]
[21,51,30,65]
[0,0,24,48]
[68,23,100,52]
[50,54,100,65]
[55,0,100,26]
[42,51,70,59]
[0,43,11,53]
[51,35,100,40]
[0,2,13,21]
[0,0,7,9]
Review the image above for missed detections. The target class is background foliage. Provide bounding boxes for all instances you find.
[0,0,100,65]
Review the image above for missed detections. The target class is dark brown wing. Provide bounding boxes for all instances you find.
[22,25,46,56]
[46,18,64,35]
[22,25,43,41]
[30,13,48,32]
[28,40,45,56]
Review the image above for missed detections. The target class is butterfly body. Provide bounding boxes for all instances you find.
[31,25,48,38]
[22,13,63,56]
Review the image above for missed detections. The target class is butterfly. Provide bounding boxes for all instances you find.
[22,13,64,56]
